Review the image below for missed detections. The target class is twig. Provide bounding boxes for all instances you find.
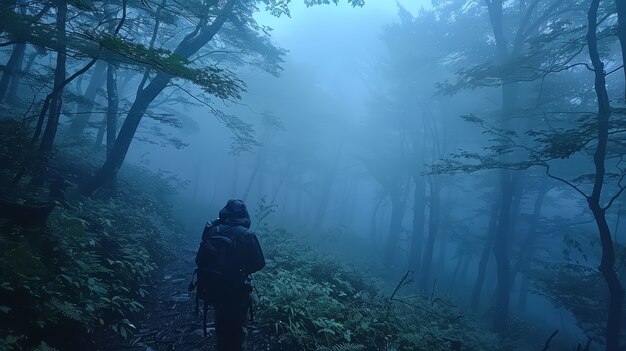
[430,279,437,306]
[541,329,559,351]
[389,270,410,303]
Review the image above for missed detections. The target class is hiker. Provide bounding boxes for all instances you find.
[191,199,265,351]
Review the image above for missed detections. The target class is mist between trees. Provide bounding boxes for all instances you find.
[1,0,626,350]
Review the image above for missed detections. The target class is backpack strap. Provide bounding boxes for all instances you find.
[203,299,209,337]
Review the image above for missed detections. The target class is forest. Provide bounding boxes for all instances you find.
[0,0,625,350]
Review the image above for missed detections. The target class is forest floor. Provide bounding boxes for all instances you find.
[98,245,273,351]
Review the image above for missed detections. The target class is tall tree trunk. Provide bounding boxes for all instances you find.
[408,175,426,278]
[243,148,264,201]
[471,200,499,311]
[586,2,625,348]
[383,190,406,272]
[0,2,26,103]
[106,61,119,193]
[492,172,517,333]
[30,0,67,186]
[515,180,549,311]
[484,0,519,332]
[80,0,237,195]
[270,164,290,205]
[311,146,343,229]
[370,195,384,255]
[0,43,26,102]
[458,254,472,284]
[616,0,626,99]
[420,177,440,289]
[436,219,449,275]
[94,113,107,147]
[66,61,107,137]
[5,44,25,103]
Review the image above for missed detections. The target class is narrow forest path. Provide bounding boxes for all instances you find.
[102,245,271,351]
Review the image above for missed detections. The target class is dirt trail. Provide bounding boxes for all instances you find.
[103,246,269,351]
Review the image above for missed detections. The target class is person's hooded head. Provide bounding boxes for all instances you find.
[218,199,251,228]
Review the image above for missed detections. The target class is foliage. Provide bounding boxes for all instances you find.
[252,226,502,350]
[531,254,626,342]
[0,130,182,350]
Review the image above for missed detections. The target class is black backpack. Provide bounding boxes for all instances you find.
[196,225,247,299]
[189,223,248,336]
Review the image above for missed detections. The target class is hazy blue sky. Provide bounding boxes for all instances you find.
[246,1,429,122]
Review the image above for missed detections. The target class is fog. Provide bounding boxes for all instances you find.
[2,0,625,350]
[133,1,615,345]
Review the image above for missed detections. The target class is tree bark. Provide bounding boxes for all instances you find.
[408,175,425,278]
[66,61,107,137]
[586,1,625,348]
[515,180,549,311]
[370,195,384,254]
[0,42,25,102]
[615,0,626,99]
[492,172,517,333]
[471,200,499,310]
[420,177,440,289]
[484,0,520,333]
[30,0,67,186]
[80,0,237,195]
[243,147,264,201]
[106,61,119,193]
[383,189,406,272]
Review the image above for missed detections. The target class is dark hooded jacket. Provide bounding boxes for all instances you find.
[200,199,265,275]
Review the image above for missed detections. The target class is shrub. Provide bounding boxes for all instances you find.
[253,226,501,351]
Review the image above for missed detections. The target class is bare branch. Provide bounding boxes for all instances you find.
[602,156,626,210]
[541,329,559,351]
[545,165,589,199]
[605,64,624,77]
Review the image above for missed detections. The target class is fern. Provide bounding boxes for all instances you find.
[49,298,82,322]
[317,343,366,351]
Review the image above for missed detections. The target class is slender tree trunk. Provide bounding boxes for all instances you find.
[471,200,499,311]
[23,49,41,75]
[458,254,472,284]
[243,148,264,201]
[408,175,426,277]
[452,253,464,282]
[30,0,67,186]
[270,165,290,205]
[370,195,384,254]
[616,0,626,99]
[343,180,358,225]
[80,0,237,195]
[383,190,406,272]
[5,44,25,103]
[515,180,549,311]
[484,0,519,332]
[420,177,440,289]
[66,61,107,137]
[0,2,26,103]
[0,43,25,102]
[94,114,107,147]
[437,222,449,275]
[586,2,625,348]
[311,146,343,229]
[492,172,517,333]
[106,61,119,193]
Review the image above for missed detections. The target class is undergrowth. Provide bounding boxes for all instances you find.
[253,225,502,351]
[0,119,182,350]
